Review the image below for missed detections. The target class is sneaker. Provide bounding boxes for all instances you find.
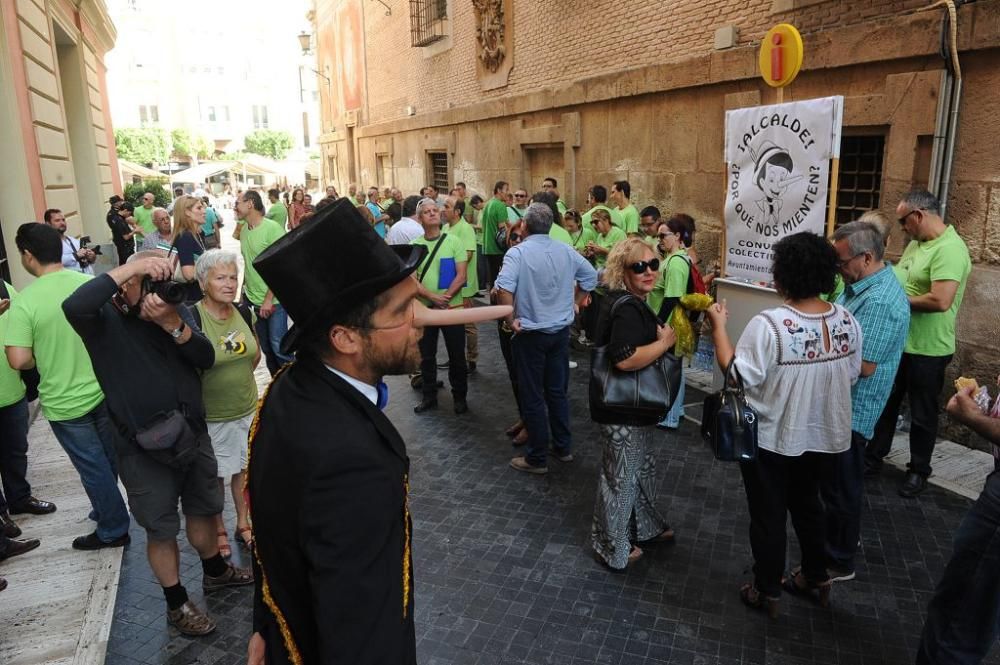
[167,600,216,636]
[510,456,547,475]
[550,448,574,463]
[203,564,254,593]
[568,360,578,369]
[827,566,856,583]
[72,531,130,551]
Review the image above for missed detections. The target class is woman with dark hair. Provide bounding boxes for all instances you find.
[648,215,693,429]
[563,210,596,258]
[288,188,308,230]
[704,232,862,618]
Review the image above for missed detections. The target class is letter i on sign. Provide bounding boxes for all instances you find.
[771,33,783,83]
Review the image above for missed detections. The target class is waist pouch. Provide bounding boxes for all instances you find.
[134,409,201,469]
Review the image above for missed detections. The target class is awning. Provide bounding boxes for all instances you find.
[118,159,164,180]
[170,158,284,184]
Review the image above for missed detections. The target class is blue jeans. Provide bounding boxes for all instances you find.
[917,470,1000,664]
[0,398,31,512]
[48,402,131,541]
[512,327,571,467]
[659,365,685,427]
[249,301,294,376]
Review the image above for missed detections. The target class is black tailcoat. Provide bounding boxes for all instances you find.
[249,356,416,664]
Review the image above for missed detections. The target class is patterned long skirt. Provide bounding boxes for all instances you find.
[591,424,668,569]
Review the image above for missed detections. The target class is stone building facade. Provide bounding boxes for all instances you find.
[0,0,120,288]
[314,0,1000,443]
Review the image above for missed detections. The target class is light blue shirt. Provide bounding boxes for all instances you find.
[495,233,598,334]
[837,264,910,440]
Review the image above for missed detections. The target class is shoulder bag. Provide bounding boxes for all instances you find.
[701,359,759,462]
[589,295,682,426]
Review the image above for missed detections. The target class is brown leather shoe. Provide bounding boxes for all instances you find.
[203,564,254,593]
[0,512,21,539]
[0,537,40,562]
[166,600,216,636]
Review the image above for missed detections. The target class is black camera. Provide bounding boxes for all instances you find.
[141,277,186,305]
[76,236,102,266]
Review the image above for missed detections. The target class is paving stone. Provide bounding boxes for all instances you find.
[107,329,1000,664]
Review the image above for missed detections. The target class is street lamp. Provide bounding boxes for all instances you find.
[298,31,312,55]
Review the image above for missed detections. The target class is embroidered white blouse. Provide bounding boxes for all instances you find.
[733,303,863,457]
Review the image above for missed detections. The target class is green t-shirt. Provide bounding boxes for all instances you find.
[266,202,288,226]
[618,204,640,235]
[0,282,26,408]
[481,198,509,255]
[411,233,467,307]
[471,208,483,246]
[448,220,479,298]
[648,248,689,317]
[893,225,971,356]
[820,273,845,303]
[4,270,103,421]
[133,205,155,237]
[594,226,626,268]
[556,199,568,216]
[548,223,573,246]
[195,303,260,421]
[240,218,286,306]
[581,204,623,231]
[569,226,598,253]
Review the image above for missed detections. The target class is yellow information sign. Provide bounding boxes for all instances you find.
[759,24,804,88]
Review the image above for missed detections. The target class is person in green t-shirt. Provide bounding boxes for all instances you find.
[585,209,626,269]
[265,188,288,227]
[541,177,568,216]
[133,192,157,239]
[443,196,481,372]
[611,180,640,236]
[639,205,662,252]
[4,223,129,549]
[580,185,624,231]
[236,190,292,374]
[0,279,54,531]
[194,249,261,556]
[480,181,511,286]
[563,209,597,257]
[410,199,469,414]
[868,190,972,496]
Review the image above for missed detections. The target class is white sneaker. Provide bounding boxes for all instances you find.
[568,360,578,369]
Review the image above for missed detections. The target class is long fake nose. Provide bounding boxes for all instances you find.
[412,301,512,327]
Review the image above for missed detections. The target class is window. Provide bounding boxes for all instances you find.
[376,154,392,187]
[138,104,159,125]
[428,152,448,191]
[207,106,216,122]
[835,135,885,227]
[223,106,230,122]
[302,111,310,148]
[409,0,448,46]
[252,105,269,129]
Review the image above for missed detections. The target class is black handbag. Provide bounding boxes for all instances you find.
[701,359,759,462]
[589,296,682,426]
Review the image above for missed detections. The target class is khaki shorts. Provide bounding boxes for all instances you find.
[207,414,252,478]
[118,435,224,541]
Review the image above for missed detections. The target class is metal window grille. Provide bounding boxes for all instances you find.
[429,152,448,191]
[410,0,447,46]
[835,135,885,227]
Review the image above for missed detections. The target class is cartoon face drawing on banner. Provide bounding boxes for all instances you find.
[722,96,843,283]
[751,141,803,228]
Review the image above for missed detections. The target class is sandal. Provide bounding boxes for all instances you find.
[236,525,253,550]
[217,529,231,559]
[640,526,675,544]
[739,582,780,619]
[781,570,831,608]
[512,429,528,446]
[505,421,524,438]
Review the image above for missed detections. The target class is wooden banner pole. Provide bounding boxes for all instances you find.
[826,157,840,236]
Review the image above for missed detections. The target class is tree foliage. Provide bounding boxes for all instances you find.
[114,127,170,165]
[243,130,295,160]
[171,128,215,160]
[124,178,171,207]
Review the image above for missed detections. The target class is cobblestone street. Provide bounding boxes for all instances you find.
[105,330,996,665]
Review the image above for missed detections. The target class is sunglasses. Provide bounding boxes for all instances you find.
[658,232,676,239]
[898,209,922,226]
[629,258,660,274]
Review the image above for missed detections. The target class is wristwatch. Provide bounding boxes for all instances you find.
[169,321,186,339]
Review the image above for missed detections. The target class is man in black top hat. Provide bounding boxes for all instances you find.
[246,199,509,664]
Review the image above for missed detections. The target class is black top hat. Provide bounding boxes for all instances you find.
[253,198,426,355]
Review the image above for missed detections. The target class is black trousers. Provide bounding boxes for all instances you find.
[868,352,952,477]
[740,448,829,597]
[486,254,504,289]
[498,322,521,412]
[419,324,467,400]
[820,431,866,571]
[0,398,31,513]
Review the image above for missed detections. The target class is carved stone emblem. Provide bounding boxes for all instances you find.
[473,0,505,73]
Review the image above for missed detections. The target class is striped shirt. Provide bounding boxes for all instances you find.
[838,265,910,440]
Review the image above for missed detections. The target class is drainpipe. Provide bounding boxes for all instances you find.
[920,0,963,222]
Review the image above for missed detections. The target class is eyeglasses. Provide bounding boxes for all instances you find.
[629,258,660,274]
[514,194,527,198]
[898,209,922,226]
[836,253,864,268]
[658,232,676,239]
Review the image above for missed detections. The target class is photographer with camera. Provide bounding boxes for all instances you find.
[44,208,96,274]
[62,250,253,636]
